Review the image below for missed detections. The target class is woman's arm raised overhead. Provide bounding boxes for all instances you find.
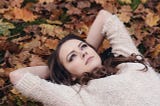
[86,10,108,50]
[9,66,49,85]
[87,10,141,57]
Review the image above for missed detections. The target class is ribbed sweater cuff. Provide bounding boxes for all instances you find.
[15,73,40,93]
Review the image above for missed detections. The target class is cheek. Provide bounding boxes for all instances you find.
[65,59,84,75]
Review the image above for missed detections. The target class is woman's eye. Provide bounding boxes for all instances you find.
[69,54,76,62]
[81,44,87,49]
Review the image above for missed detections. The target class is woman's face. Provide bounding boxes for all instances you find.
[59,39,102,77]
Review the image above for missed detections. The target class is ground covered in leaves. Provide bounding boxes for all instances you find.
[0,0,160,105]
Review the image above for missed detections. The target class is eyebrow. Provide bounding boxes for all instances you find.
[66,42,83,62]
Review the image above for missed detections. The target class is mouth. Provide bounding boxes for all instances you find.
[85,56,94,65]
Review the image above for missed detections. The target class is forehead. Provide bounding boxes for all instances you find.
[59,39,82,59]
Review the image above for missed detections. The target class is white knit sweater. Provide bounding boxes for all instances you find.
[15,14,160,106]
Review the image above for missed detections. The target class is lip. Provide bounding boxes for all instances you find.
[85,56,94,65]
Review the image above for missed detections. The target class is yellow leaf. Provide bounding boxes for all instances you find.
[119,0,132,4]
[10,88,20,95]
[13,7,37,22]
[40,24,56,36]
[140,0,147,3]
[145,9,160,27]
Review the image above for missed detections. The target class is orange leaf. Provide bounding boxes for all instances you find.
[13,7,37,22]
[45,39,59,50]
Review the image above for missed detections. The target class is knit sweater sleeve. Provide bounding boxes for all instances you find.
[14,73,76,105]
[101,15,141,57]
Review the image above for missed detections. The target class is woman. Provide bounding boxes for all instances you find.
[9,10,160,106]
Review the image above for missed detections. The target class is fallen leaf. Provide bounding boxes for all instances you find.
[38,0,54,3]
[29,54,46,66]
[77,1,91,9]
[23,38,41,51]
[10,0,23,8]
[10,88,20,95]
[118,6,132,23]
[119,0,132,4]
[65,3,81,15]
[0,19,15,36]
[145,9,160,27]
[12,7,38,22]
[140,0,147,3]
[152,44,160,57]
[156,2,160,15]
[32,45,51,56]
[40,24,56,37]
[45,39,59,50]
[0,78,5,87]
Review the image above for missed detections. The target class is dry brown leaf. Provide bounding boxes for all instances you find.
[0,78,5,87]
[40,24,56,36]
[22,38,41,51]
[145,9,160,27]
[38,0,54,3]
[98,39,110,53]
[156,2,160,15]
[152,44,160,57]
[29,54,46,66]
[17,51,31,62]
[77,1,91,9]
[119,0,132,4]
[8,55,27,68]
[45,39,59,50]
[65,3,81,15]
[12,7,37,22]
[10,88,20,95]
[95,0,107,6]
[140,0,148,3]
[10,0,23,8]
[76,22,89,35]
[32,45,51,56]
[118,6,132,23]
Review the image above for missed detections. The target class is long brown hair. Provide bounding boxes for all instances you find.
[48,34,147,86]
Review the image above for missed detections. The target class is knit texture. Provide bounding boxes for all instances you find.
[15,14,160,106]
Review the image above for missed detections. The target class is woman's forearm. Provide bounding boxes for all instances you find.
[9,66,49,85]
[86,10,112,50]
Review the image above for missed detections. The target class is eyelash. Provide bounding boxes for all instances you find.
[81,43,87,49]
[68,43,88,62]
[69,54,76,62]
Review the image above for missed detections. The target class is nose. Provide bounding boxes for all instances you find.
[80,51,87,58]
